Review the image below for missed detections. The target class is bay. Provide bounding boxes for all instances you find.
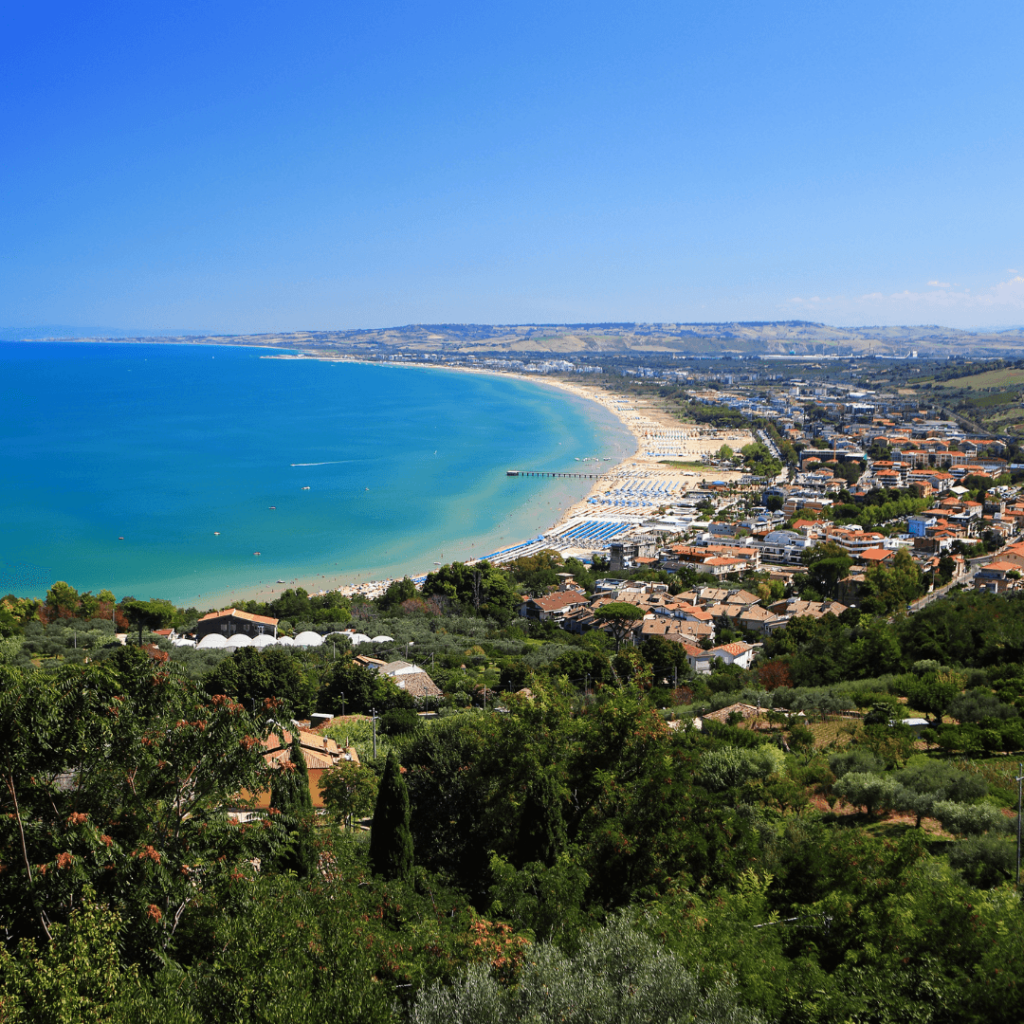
[0,342,633,606]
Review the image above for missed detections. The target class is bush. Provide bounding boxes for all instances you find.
[932,800,1009,836]
[787,724,815,752]
[948,834,1017,888]
[408,914,761,1024]
[379,707,422,736]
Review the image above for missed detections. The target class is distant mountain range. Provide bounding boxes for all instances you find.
[7,321,1024,358]
[0,326,212,341]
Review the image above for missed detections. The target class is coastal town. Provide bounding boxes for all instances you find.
[296,353,1024,641]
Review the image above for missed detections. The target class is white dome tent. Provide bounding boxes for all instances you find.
[293,631,324,648]
[226,634,253,647]
[197,633,230,649]
[251,633,277,648]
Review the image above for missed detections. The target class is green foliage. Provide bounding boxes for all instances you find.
[0,898,144,1024]
[369,750,414,880]
[513,772,566,867]
[696,745,786,792]
[931,799,1008,835]
[593,602,643,650]
[0,650,282,956]
[801,541,852,599]
[209,646,318,717]
[377,577,418,613]
[833,771,901,816]
[379,707,422,735]
[320,658,412,715]
[422,561,517,620]
[409,913,762,1024]
[318,761,378,822]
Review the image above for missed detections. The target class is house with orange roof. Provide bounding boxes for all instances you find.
[196,608,279,641]
[229,727,360,818]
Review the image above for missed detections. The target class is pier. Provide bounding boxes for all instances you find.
[506,469,604,479]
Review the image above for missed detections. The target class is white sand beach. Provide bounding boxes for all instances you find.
[199,359,755,607]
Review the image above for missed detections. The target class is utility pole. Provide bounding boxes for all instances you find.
[371,708,378,759]
[1016,762,1024,889]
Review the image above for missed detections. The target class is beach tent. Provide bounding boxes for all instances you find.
[293,631,324,647]
[197,633,230,649]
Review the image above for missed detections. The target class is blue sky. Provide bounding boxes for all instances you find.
[3,1,1023,332]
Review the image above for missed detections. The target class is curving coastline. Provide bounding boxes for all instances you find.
[221,357,755,605]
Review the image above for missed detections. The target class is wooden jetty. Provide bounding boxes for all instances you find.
[507,469,603,479]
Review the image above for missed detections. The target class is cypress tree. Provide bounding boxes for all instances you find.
[270,734,316,876]
[514,772,566,867]
[369,750,414,880]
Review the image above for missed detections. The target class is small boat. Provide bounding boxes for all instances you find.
[254,552,261,556]
[277,579,286,584]
[214,531,220,535]
[269,506,276,509]
[118,536,124,540]
[301,486,310,490]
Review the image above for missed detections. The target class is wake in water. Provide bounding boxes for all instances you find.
[290,460,351,467]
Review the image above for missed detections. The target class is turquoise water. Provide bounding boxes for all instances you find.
[0,343,633,606]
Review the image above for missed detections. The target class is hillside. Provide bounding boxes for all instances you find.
[15,320,1024,359]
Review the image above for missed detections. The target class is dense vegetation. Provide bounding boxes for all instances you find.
[2,576,1024,1023]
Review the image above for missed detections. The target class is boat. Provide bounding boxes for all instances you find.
[254,552,261,556]
[269,506,276,509]
[213,531,220,535]
[301,486,310,490]
[277,579,286,584]
[118,536,124,540]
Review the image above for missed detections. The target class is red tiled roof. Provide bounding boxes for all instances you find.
[199,608,279,626]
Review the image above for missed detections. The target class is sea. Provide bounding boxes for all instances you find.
[0,342,635,607]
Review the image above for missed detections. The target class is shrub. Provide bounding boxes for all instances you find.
[379,707,422,736]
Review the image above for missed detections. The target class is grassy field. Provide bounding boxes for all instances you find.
[937,366,1024,389]
[658,459,707,470]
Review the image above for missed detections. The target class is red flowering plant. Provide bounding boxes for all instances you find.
[0,645,286,958]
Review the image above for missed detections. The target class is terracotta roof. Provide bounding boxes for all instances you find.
[528,591,588,612]
[859,548,894,561]
[199,608,279,626]
[711,642,756,656]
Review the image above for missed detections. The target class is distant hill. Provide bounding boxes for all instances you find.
[0,326,212,341]
[9,321,1024,358]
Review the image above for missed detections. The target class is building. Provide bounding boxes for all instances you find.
[375,660,443,701]
[196,608,279,641]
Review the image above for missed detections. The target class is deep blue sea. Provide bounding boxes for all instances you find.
[0,343,633,606]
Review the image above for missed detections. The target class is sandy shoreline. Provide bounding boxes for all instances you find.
[195,357,754,608]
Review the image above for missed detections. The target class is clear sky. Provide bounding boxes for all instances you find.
[3,1,1023,333]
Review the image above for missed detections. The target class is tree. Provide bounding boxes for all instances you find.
[320,659,411,715]
[801,543,852,599]
[833,771,901,817]
[270,735,317,876]
[377,577,417,612]
[514,773,566,868]
[118,598,174,646]
[901,672,961,724]
[862,549,924,613]
[717,444,734,460]
[44,581,79,620]
[369,750,413,880]
[595,603,644,652]
[0,649,282,955]
[422,561,518,620]
[319,761,378,826]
